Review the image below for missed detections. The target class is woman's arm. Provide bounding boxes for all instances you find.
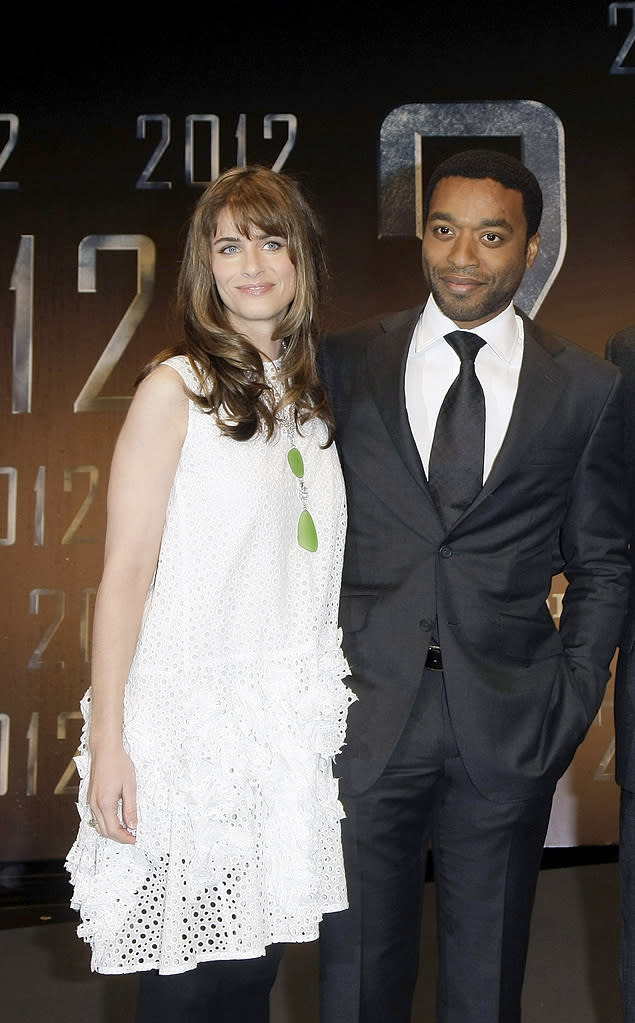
[88,364,188,843]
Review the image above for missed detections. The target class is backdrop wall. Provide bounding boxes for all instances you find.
[1,2,634,861]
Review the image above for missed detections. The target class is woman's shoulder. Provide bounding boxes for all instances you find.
[160,354,203,392]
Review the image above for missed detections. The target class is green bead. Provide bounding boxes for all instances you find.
[287,447,304,478]
[298,510,318,552]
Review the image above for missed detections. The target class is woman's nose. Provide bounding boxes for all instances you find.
[241,245,265,277]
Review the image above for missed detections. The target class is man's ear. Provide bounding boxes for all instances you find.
[526,232,540,268]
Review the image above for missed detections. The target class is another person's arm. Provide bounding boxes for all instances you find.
[559,373,631,721]
[88,365,188,843]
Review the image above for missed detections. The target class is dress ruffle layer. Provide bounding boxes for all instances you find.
[66,645,355,975]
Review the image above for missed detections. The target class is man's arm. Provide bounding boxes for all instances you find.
[558,371,632,719]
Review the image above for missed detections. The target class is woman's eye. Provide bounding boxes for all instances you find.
[263,240,282,250]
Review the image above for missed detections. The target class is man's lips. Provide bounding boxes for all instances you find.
[441,275,485,293]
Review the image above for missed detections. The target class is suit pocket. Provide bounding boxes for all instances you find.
[493,609,563,663]
[339,591,377,633]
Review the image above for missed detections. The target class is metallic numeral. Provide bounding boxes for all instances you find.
[61,466,98,544]
[27,588,65,669]
[75,234,156,412]
[0,714,9,796]
[609,2,635,73]
[235,113,247,166]
[10,235,34,414]
[185,114,220,187]
[0,114,19,189]
[263,114,297,173]
[33,465,45,546]
[26,712,38,795]
[136,114,172,189]
[0,467,17,546]
[594,736,616,781]
[53,711,82,795]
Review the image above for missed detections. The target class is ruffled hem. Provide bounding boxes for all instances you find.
[66,644,354,975]
[65,899,348,976]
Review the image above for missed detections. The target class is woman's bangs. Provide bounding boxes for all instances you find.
[225,193,293,246]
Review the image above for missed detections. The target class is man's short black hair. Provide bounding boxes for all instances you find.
[423,149,543,239]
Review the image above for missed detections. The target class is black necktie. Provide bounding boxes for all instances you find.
[428,330,486,529]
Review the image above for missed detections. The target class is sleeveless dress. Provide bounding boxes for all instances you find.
[66,355,355,975]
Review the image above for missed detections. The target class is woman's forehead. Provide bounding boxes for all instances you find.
[214,205,287,239]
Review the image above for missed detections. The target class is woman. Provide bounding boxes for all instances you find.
[66,165,355,1022]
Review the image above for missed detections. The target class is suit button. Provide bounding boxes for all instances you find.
[420,618,433,631]
[439,545,453,558]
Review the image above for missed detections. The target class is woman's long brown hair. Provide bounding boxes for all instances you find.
[141,165,334,444]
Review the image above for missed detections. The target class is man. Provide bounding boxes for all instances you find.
[606,326,635,1023]
[318,149,631,1023]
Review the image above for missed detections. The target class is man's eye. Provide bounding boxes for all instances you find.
[263,240,282,250]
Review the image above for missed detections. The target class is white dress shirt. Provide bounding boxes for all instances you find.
[404,296,524,481]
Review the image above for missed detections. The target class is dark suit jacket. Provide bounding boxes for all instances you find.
[320,307,631,801]
[606,328,635,792]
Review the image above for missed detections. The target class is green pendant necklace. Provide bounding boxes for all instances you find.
[268,353,318,553]
[286,442,318,552]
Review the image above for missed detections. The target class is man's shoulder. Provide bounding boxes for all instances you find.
[520,309,621,385]
[324,306,422,349]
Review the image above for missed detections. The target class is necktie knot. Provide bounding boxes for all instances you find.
[444,330,486,365]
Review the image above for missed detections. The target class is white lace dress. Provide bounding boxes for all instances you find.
[66,355,355,975]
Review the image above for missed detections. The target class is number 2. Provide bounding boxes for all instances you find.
[609,2,635,74]
[0,114,19,189]
[75,234,156,412]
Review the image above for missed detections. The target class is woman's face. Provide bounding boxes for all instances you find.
[211,208,297,344]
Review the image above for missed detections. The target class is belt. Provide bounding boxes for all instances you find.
[425,644,443,671]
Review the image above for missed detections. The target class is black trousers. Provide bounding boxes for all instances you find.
[136,943,285,1023]
[319,669,554,1023]
[621,787,635,1023]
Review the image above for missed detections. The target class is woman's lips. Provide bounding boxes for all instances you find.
[238,283,275,296]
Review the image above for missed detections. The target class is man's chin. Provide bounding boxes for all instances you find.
[434,295,487,327]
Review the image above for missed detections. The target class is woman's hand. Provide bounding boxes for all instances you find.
[88,744,138,844]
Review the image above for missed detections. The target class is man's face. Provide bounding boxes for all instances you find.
[422,175,540,329]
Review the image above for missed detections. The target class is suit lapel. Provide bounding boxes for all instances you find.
[365,308,428,489]
[464,318,567,517]
[363,308,449,534]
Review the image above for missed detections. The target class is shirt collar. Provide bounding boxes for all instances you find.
[413,295,521,362]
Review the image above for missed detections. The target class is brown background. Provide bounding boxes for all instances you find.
[1,1,634,859]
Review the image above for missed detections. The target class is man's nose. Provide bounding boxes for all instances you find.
[448,234,479,268]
